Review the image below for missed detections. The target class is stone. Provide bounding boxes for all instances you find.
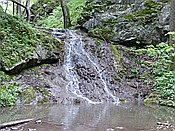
[78,0,170,47]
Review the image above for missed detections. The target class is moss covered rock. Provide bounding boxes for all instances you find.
[0,11,64,74]
[78,0,170,46]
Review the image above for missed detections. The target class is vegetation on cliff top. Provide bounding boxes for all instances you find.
[0,5,63,70]
[0,11,36,68]
[0,5,62,106]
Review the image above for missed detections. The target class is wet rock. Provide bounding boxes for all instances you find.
[8,30,147,104]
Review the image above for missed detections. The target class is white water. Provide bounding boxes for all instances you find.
[52,29,119,104]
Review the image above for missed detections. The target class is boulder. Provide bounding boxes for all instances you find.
[78,0,170,46]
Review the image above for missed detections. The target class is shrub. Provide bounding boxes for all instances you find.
[137,35,175,107]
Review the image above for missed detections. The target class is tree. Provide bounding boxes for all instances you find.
[60,0,71,28]
[11,0,31,22]
[170,0,175,70]
[17,0,21,16]
[170,0,175,45]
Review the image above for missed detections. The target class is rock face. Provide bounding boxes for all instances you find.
[0,9,64,75]
[1,30,64,75]
[12,29,148,104]
[78,0,170,46]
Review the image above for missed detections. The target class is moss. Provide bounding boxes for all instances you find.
[31,0,60,17]
[88,26,114,40]
[37,31,64,57]
[0,11,64,71]
[123,14,135,20]
[97,48,102,59]
[85,3,107,12]
[123,0,161,20]
[124,9,158,20]
[95,39,102,58]
[159,100,175,107]
[20,86,51,104]
[20,87,35,104]
[110,44,120,61]
[110,44,123,71]
[144,0,160,8]
[101,18,118,25]
[0,71,14,82]
[0,13,37,68]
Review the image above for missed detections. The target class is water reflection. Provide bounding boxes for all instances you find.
[0,103,174,131]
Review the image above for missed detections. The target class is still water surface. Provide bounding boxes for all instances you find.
[0,103,174,131]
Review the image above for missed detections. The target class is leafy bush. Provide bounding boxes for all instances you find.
[0,12,37,68]
[0,82,20,107]
[0,71,13,82]
[137,34,175,107]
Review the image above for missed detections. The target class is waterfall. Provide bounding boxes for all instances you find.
[52,29,119,104]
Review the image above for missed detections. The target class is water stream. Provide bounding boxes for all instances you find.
[52,29,119,104]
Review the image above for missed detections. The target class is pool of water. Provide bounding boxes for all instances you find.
[0,103,174,131]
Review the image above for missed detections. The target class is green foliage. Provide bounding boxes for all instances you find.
[0,71,20,107]
[124,9,158,20]
[0,10,62,70]
[110,44,123,71]
[0,13,36,68]
[36,0,85,28]
[0,71,13,81]
[0,82,20,107]
[137,41,175,107]
[144,0,160,8]
[131,68,139,78]
[31,0,60,17]
[68,0,85,25]
[124,0,161,20]
[0,5,3,13]
[88,26,114,40]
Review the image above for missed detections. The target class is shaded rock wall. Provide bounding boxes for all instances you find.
[78,0,170,47]
[11,29,148,104]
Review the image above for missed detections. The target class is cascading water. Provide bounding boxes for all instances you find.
[52,29,119,104]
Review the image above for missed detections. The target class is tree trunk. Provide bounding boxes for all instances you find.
[170,0,175,45]
[26,0,31,22]
[10,0,31,22]
[13,1,15,15]
[170,0,175,70]
[60,0,71,28]
[17,0,21,16]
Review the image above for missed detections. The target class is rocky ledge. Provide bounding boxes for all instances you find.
[78,0,170,47]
